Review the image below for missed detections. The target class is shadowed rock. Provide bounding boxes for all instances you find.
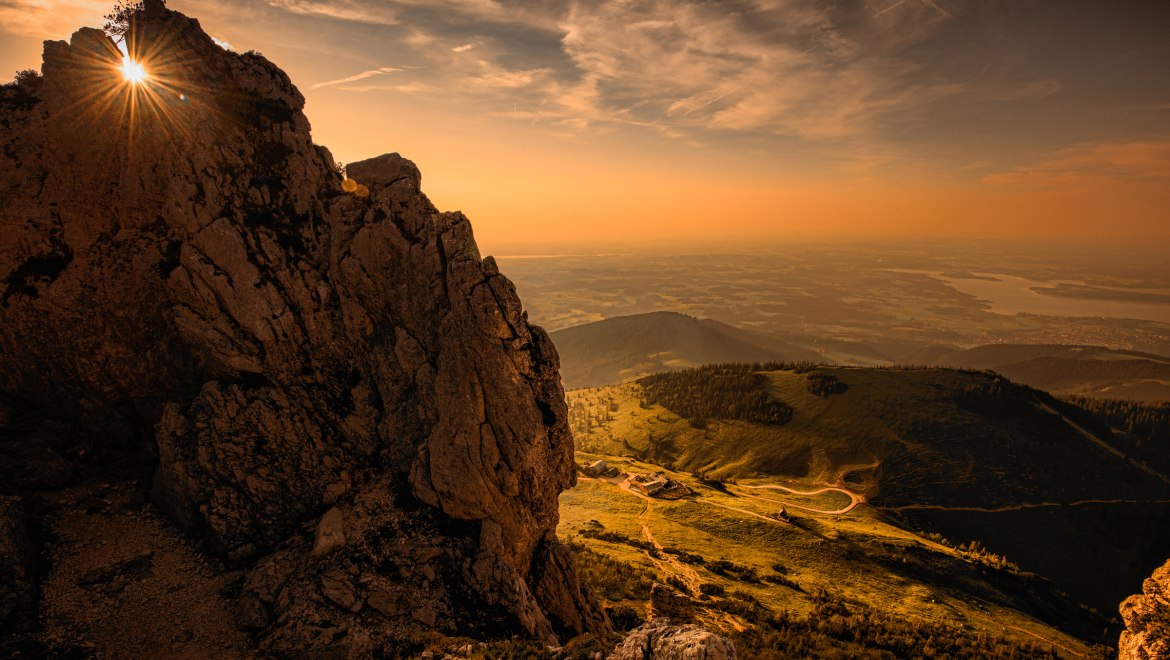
[0,0,606,651]
[0,498,35,633]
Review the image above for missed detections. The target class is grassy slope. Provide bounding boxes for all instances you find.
[559,456,1097,657]
[566,366,1170,623]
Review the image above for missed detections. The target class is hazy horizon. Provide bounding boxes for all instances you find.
[480,235,1170,258]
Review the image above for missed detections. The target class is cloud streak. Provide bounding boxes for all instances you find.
[541,0,963,138]
[984,141,1170,187]
[265,0,397,25]
[310,66,404,89]
[0,0,111,39]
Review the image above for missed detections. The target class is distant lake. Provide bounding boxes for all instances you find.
[887,270,1170,325]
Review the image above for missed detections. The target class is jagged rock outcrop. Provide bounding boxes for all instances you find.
[0,0,606,650]
[1120,559,1170,660]
[608,618,737,660]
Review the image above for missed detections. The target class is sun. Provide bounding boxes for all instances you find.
[120,56,148,85]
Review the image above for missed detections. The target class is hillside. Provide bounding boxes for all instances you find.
[560,455,1101,658]
[567,365,1170,619]
[915,344,1170,401]
[549,312,824,389]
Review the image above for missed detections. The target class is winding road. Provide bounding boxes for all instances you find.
[578,470,866,593]
[731,483,865,515]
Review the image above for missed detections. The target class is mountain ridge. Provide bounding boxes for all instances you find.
[912,343,1170,401]
[550,311,825,389]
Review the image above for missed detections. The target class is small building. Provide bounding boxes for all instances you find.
[583,459,609,478]
[629,471,692,498]
[656,481,691,500]
[640,479,668,496]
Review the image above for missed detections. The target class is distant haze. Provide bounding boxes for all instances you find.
[4,1,1170,249]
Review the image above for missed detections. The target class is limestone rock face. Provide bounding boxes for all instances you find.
[608,618,737,660]
[1120,559,1170,660]
[0,0,605,648]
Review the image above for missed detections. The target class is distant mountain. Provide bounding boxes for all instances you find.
[914,344,1170,401]
[569,364,1170,616]
[549,311,825,389]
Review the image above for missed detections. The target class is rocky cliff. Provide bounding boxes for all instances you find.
[1120,559,1170,660]
[0,0,607,653]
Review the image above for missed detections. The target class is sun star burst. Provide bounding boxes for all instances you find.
[121,56,148,84]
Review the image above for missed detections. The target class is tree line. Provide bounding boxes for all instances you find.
[637,363,797,426]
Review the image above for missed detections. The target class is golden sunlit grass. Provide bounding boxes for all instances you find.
[559,452,1094,656]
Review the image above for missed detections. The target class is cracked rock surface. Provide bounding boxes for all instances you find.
[1120,559,1170,660]
[0,0,607,652]
[607,618,737,660]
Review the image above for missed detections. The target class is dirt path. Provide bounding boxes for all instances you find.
[961,588,1088,658]
[616,478,703,594]
[700,500,791,523]
[1001,623,1085,658]
[1038,401,1170,484]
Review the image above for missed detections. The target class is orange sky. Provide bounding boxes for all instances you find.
[3,1,1169,252]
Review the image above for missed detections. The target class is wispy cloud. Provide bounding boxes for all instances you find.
[467,61,549,89]
[982,80,1063,101]
[541,0,962,138]
[310,66,404,89]
[265,0,397,25]
[242,0,1079,146]
[334,81,440,93]
[984,141,1170,186]
[193,0,1162,173]
[0,0,111,39]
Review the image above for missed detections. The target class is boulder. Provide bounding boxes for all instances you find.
[608,618,736,660]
